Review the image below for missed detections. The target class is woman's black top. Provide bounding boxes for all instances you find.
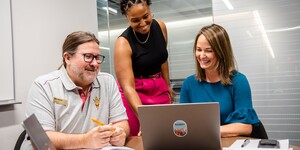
[120,19,168,77]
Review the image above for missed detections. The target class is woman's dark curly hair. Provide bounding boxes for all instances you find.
[119,0,152,15]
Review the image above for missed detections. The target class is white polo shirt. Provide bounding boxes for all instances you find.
[22,67,127,145]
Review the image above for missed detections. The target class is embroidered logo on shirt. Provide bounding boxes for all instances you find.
[93,96,100,109]
[53,97,68,106]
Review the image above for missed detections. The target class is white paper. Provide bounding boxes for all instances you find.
[100,145,134,150]
[223,139,291,150]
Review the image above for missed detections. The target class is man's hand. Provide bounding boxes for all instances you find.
[109,126,127,146]
[82,125,115,149]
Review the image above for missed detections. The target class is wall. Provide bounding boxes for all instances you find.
[0,0,98,149]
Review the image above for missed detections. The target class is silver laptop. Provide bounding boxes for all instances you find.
[22,113,56,150]
[138,102,221,150]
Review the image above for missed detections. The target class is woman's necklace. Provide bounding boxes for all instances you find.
[133,30,150,44]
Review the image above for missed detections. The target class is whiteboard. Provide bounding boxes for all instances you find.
[0,0,15,104]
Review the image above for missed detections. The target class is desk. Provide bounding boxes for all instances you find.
[125,136,300,150]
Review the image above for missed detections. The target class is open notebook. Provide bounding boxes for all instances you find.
[138,102,221,150]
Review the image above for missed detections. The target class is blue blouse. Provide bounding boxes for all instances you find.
[180,71,259,125]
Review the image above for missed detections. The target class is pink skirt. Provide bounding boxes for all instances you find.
[117,73,170,136]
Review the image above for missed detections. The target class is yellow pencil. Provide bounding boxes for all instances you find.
[91,118,105,126]
[90,118,115,132]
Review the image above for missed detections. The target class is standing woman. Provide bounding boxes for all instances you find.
[114,0,174,136]
[180,24,260,137]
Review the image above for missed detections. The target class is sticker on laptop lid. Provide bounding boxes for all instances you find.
[173,120,188,137]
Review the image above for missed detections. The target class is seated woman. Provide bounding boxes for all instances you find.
[180,24,260,137]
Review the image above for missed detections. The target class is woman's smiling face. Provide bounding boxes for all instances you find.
[195,34,217,71]
[126,2,152,34]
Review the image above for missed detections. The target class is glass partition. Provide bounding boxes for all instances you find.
[97,0,213,103]
[212,0,300,146]
[97,0,300,146]
[97,0,213,78]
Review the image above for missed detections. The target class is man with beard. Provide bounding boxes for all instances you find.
[21,31,129,149]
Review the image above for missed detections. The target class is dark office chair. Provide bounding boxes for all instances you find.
[250,121,268,139]
[14,130,26,150]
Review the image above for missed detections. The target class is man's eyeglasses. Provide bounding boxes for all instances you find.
[82,53,105,64]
